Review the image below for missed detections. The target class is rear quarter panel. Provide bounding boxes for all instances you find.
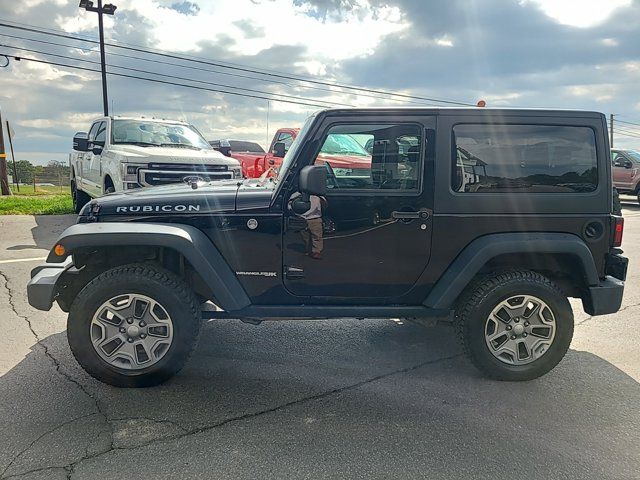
[424,111,611,291]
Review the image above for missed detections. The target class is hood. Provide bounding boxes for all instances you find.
[317,153,371,169]
[109,145,239,166]
[80,179,275,218]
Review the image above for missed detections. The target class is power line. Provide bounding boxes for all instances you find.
[0,42,351,107]
[0,20,475,106]
[0,52,332,108]
[0,31,432,106]
[615,125,640,136]
[616,119,640,128]
[614,128,640,139]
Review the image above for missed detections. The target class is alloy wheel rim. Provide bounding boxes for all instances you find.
[90,293,174,370]
[484,295,556,365]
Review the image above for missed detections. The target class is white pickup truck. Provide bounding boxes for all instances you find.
[70,116,242,212]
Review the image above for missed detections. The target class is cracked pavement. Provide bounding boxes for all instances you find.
[1,207,639,479]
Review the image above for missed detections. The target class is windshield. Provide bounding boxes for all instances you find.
[626,150,640,162]
[276,114,316,183]
[319,134,369,156]
[111,119,212,149]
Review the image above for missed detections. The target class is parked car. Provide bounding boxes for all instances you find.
[29,108,627,388]
[70,117,242,213]
[611,148,640,204]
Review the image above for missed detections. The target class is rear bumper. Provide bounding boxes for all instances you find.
[27,259,72,311]
[583,276,625,316]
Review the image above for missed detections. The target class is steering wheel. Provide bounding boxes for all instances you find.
[323,162,339,189]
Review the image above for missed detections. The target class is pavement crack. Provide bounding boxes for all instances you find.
[63,353,461,477]
[0,270,113,479]
[0,414,99,479]
[1,466,70,480]
[575,301,640,327]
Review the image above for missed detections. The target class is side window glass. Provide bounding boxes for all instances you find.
[278,132,294,150]
[612,153,628,168]
[313,123,422,191]
[94,122,107,144]
[87,122,100,141]
[452,124,598,193]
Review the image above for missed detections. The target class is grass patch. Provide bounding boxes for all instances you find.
[0,189,74,215]
[10,185,69,196]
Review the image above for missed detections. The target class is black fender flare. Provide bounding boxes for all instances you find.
[423,233,599,310]
[47,222,251,311]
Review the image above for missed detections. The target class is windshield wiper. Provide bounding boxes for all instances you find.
[115,141,161,147]
[160,143,200,150]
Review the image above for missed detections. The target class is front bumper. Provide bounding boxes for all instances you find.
[27,258,72,311]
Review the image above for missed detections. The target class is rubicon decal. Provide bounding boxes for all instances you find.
[115,205,201,213]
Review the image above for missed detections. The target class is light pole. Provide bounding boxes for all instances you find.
[79,0,117,116]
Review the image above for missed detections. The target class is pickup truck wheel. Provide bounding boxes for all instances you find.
[455,270,573,381]
[71,181,91,214]
[67,264,201,387]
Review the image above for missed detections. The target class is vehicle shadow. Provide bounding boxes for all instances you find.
[28,214,77,251]
[1,319,639,478]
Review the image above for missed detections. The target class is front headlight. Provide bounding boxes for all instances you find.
[121,163,146,182]
[231,167,242,178]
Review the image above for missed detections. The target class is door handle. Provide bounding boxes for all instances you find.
[392,210,430,220]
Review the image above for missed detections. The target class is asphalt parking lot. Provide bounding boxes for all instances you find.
[1,203,639,480]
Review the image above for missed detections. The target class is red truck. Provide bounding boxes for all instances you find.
[211,127,373,179]
[210,128,300,178]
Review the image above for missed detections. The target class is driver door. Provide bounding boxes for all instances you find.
[282,116,435,299]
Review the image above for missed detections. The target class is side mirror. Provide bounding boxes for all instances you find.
[91,140,105,155]
[273,141,286,158]
[299,165,327,196]
[624,160,633,169]
[91,144,103,155]
[73,132,89,152]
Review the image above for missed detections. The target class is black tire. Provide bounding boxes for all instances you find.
[455,270,573,381]
[68,264,201,387]
[71,180,91,214]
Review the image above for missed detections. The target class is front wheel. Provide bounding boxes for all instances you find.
[455,270,573,381]
[68,264,201,387]
[71,180,91,214]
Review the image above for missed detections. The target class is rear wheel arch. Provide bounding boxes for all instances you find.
[424,233,599,310]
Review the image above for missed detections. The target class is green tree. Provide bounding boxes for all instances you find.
[13,160,35,184]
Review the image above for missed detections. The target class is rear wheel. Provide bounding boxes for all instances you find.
[71,180,91,213]
[68,264,201,387]
[455,270,573,381]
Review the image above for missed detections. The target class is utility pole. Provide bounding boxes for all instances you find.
[6,120,18,191]
[0,110,11,195]
[79,0,117,116]
[610,113,614,148]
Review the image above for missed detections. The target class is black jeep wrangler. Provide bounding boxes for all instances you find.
[28,108,628,387]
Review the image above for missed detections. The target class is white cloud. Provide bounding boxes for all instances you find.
[523,0,631,28]
[83,0,408,60]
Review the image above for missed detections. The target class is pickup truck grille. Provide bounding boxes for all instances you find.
[139,163,233,186]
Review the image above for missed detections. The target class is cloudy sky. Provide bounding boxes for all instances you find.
[0,0,638,164]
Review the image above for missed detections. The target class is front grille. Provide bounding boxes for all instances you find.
[139,163,232,186]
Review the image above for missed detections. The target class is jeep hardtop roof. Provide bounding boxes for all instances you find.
[315,107,605,119]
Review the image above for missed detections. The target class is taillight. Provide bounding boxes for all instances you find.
[613,216,624,247]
